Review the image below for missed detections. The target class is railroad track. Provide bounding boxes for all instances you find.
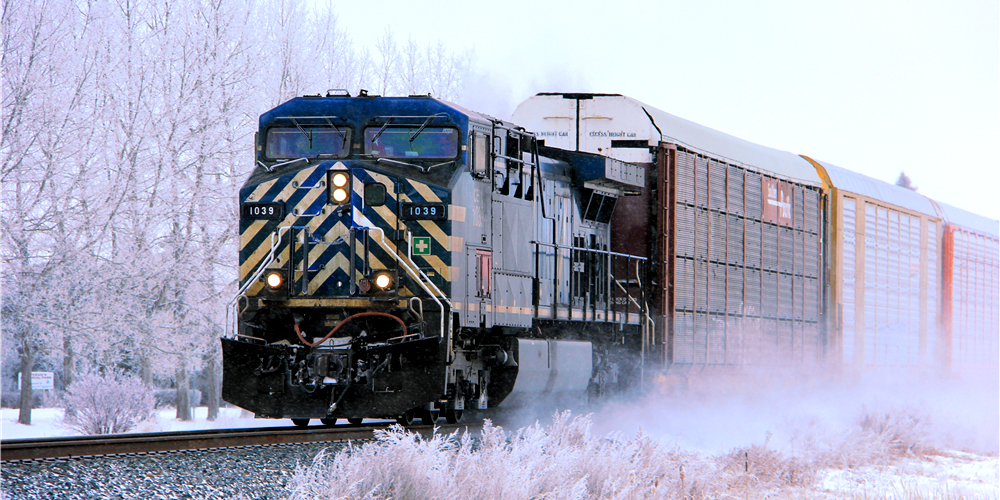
[0,422,474,462]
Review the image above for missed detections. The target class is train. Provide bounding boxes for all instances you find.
[221,91,998,426]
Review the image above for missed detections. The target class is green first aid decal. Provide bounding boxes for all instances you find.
[412,237,432,255]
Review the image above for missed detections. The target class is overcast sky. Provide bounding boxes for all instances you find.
[333,0,999,221]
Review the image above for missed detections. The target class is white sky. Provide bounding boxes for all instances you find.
[333,0,999,221]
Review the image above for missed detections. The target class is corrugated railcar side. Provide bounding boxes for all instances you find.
[513,93,826,369]
[933,202,1000,372]
[804,158,944,370]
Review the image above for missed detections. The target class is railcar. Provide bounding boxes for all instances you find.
[222,91,649,426]
[934,202,999,371]
[803,158,946,369]
[513,93,828,369]
[801,158,998,373]
[514,92,999,376]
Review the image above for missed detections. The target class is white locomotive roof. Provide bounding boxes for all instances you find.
[512,93,823,187]
[817,160,939,217]
[935,201,1000,239]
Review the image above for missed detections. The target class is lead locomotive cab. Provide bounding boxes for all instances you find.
[222,92,531,427]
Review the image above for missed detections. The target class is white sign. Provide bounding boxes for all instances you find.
[18,372,54,390]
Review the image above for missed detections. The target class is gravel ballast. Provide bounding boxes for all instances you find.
[1,442,340,500]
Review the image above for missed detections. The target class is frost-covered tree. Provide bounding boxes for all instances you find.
[895,171,917,191]
[2,0,480,423]
[304,1,369,96]
[371,29,471,101]
[1,0,115,424]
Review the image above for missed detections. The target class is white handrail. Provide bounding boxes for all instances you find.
[226,226,296,338]
[633,259,654,391]
[609,263,655,390]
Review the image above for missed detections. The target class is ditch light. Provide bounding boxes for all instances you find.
[260,269,289,300]
[358,270,397,295]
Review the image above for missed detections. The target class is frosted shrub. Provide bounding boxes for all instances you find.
[287,407,943,500]
[64,369,155,435]
[287,412,718,500]
[721,439,817,493]
[818,406,933,470]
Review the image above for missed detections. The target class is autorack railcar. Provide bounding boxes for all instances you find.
[513,93,828,369]
[803,158,946,369]
[934,201,999,371]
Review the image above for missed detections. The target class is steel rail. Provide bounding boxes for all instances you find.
[0,422,474,462]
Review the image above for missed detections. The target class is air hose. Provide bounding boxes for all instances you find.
[294,312,407,347]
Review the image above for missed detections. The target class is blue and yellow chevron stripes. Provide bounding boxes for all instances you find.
[240,163,351,297]
[239,161,454,300]
[353,170,453,297]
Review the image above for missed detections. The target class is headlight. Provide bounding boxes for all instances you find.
[265,271,283,289]
[332,172,349,188]
[374,272,392,290]
[328,170,351,205]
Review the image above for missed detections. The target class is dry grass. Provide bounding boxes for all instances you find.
[283,404,985,500]
[288,412,696,499]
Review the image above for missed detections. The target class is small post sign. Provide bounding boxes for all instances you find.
[18,372,54,391]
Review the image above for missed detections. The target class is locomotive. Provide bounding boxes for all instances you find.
[222,91,649,426]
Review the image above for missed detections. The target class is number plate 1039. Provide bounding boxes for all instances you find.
[242,202,284,220]
[401,203,447,221]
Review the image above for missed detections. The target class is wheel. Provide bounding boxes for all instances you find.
[396,411,414,426]
[445,409,463,424]
[291,418,310,427]
[420,410,440,425]
[347,417,364,425]
[320,418,338,426]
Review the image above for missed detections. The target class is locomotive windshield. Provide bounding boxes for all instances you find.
[265,126,351,159]
[364,127,458,159]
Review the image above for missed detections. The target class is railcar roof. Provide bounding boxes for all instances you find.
[934,201,1000,238]
[520,93,823,187]
[817,160,939,217]
[632,96,823,186]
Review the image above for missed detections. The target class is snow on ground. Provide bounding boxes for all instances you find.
[1,407,302,440]
[817,451,999,498]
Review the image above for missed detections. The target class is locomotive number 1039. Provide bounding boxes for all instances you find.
[401,203,447,221]
[241,202,284,220]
